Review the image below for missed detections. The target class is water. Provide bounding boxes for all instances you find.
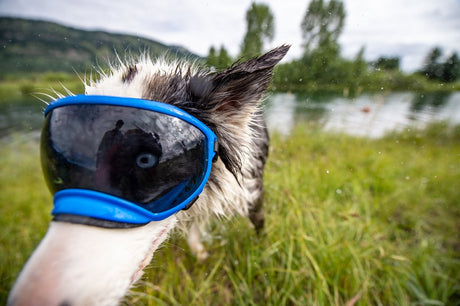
[0,97,45,139]
[265,91,460,137]
[1,92,460,139]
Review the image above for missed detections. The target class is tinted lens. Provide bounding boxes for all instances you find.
[41,104,207,213]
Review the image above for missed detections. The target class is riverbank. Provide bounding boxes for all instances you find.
[271,69,460,94]
[1,72,460,105]
[1,123,458,304]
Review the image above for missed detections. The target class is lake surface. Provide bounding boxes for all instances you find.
[1,91,460,139]
[265,91,460,137]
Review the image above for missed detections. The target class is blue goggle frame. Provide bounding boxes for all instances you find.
[42,95,217,224]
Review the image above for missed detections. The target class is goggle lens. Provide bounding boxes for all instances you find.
[41,99,215,222]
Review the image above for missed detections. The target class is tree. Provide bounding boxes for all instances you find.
[300,0,345,55]
[420,47,459,82]
[240,3,275,60]
[422,47,444,80]
[374,57,400,71]
[206,45,233,70]
[298,0,346,85]
[350,46,367,88]
[441,52,460,82]
[206,46,218,67]
[216,46,233,69]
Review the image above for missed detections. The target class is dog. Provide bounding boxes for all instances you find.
[8,45,289,306]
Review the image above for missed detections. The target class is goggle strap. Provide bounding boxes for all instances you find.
[53,213,147,228]
[212,141,219,162]
[182,196,199,211]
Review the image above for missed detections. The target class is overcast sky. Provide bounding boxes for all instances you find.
[1,0,459,71]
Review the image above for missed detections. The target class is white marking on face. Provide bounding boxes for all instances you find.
[8,218,176,306]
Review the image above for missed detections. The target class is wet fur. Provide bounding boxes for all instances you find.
[8,45,289,306]
[86,45,289,231]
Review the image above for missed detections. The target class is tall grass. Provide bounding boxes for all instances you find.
[0,135,52,301]
[0,123,459,305]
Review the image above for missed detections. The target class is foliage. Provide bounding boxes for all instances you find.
[236,1,459,93]
[300,0,345,55]
[420,47,460,83]
[373,57,400,71]
[239,3,275,60]
[1,123,459,305]
[206,45,233,70]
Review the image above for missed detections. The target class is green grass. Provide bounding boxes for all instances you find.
[1,123,459,305]
[0,135,52,301]
[0,73,84,102]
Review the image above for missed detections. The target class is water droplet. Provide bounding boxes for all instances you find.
[336,189,342,194]
[326,170,330,174]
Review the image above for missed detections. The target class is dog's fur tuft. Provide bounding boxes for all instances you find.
[86,45,289,229]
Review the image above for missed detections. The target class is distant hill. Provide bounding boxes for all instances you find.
[0,17,200,75]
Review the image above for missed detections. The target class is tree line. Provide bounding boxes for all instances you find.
[206,0,460,93]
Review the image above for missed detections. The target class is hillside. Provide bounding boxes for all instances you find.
[0,17,200,75]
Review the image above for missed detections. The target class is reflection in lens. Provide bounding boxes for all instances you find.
[136,153,159,168]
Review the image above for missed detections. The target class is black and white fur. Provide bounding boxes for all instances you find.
[8,45,289,306]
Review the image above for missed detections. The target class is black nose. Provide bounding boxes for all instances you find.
[59,301,72,306]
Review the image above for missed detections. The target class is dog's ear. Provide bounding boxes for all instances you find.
[209,45,290,112]
[196,45,290,179]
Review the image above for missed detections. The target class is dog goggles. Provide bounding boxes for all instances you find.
[41,95,217,225]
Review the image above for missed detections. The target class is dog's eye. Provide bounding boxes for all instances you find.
[136,153,159,169]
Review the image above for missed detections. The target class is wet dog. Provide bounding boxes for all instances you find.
[8,45,289,306]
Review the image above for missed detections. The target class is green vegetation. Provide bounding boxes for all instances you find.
[421,47,460,83]
[1,5,459,304]
[0,136,52,302]
[272,64,460,93]
[206,0,460,93]
[0,73,84,103]
[0,17,199,76]
[205,46,233,71]
[240,3,275,60]
[1,123,459,305]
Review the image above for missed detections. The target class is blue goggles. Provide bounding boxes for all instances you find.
[41,95,217,226]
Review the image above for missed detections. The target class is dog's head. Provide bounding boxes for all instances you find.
[8,46,289,306]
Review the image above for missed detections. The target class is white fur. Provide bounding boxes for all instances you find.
[8,219,175,306]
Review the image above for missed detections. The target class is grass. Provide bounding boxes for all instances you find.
[0,73,84,103]
[0,123,459,305]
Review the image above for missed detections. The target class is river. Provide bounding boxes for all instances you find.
[265,91,460,137]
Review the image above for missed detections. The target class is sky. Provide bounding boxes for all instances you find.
[1,0,459,71]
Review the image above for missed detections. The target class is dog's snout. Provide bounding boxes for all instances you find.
[59,301,71,306]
